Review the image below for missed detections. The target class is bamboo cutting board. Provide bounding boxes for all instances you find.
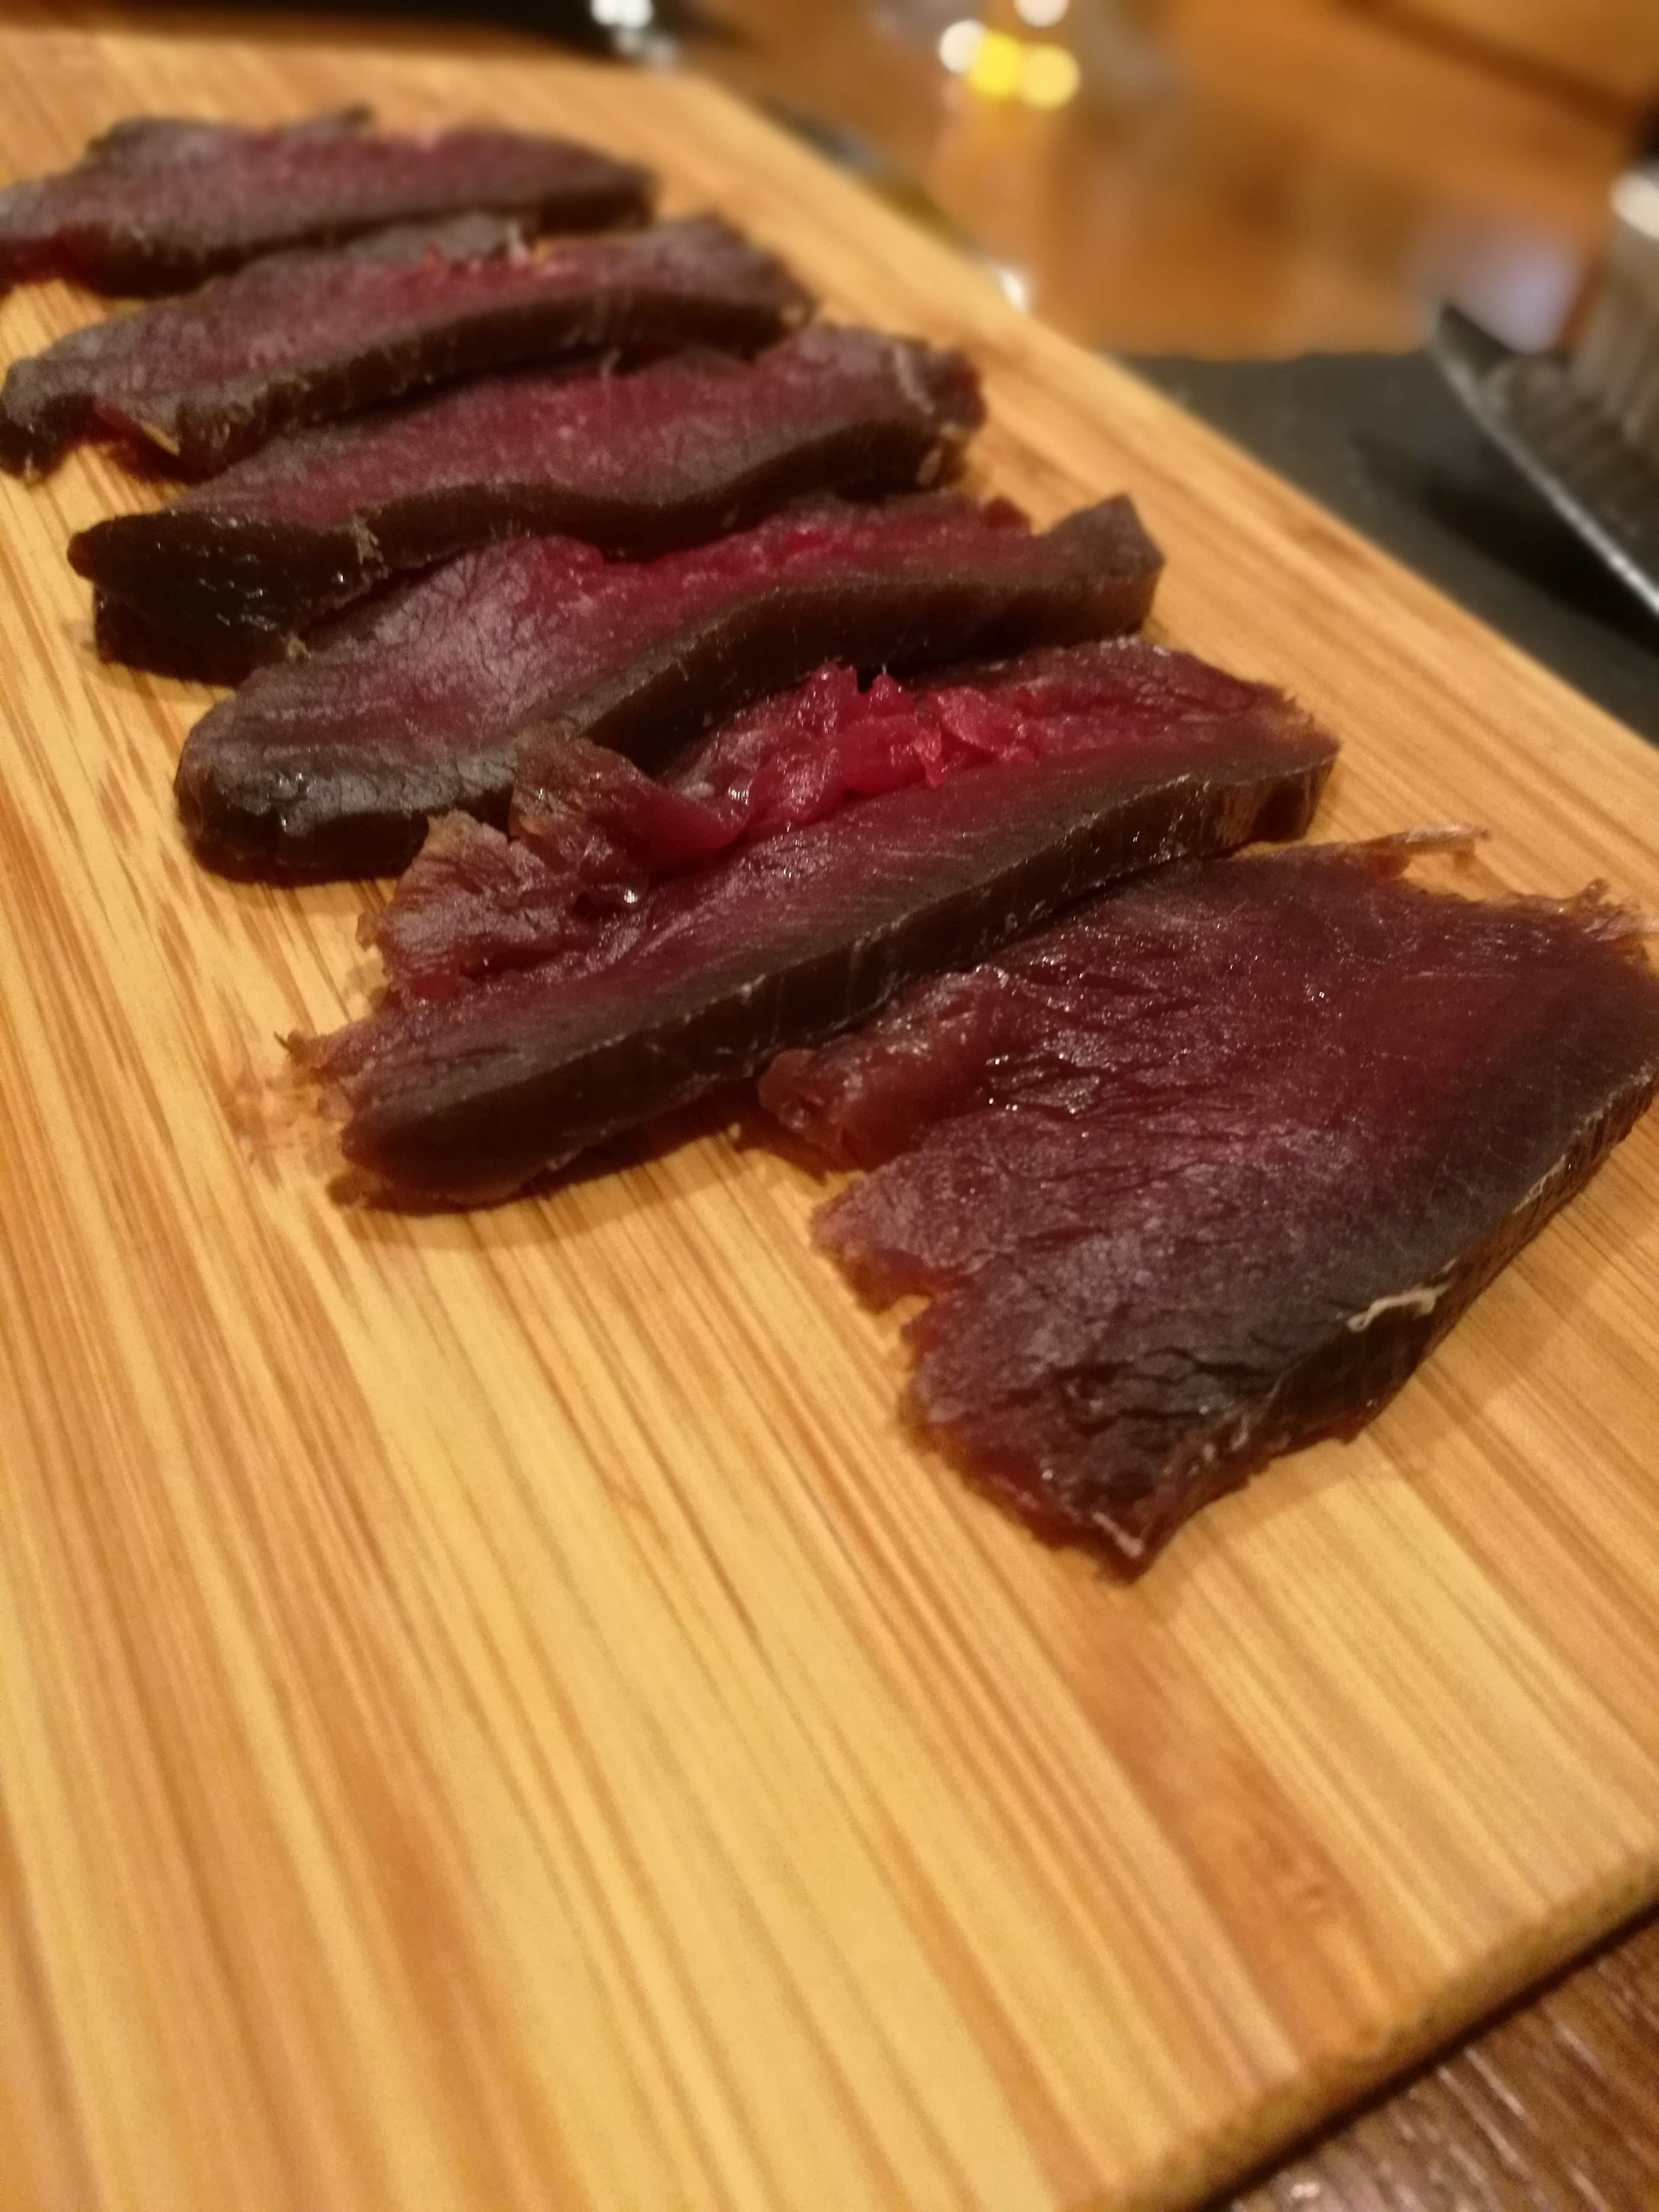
[2,21,1659,2212]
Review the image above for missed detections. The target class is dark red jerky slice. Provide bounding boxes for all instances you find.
[0,110,652,296]
[71,328,985,678]
[0,213,811,477]
[300,667,1335,1203]
[370,642,1322,1002]
[0,213,528,478]
[760,841,1659,1573]
[174,493,1164,880]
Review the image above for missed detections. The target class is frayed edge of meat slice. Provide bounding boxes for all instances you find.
[362,639,1325,1004]
[353,807,620,1006]
[293,668,1335,1205]
[776,839,1659,1572]
[173,493,1165,881]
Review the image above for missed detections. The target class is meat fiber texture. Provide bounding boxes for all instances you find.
[0,110,653,297]
[175,491,1166,880]
[298,638,1337,1204]
[370,644,1317,998]
[761,839,1659,1573]
[0,213,810,477]
[72,328,986,680]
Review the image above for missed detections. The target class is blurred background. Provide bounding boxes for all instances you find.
[52,0,1655,725]
[684,0,1655,359]
[454,0,1659,736]
[211,0,1659,358]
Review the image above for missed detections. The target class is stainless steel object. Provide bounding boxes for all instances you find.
[1575,166,1659,467]
[1431,168,1659,627]
[1432,305,1659,625]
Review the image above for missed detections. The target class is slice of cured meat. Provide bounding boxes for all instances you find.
[298,640,1336,1203]
[372,644,1316,999]
[0,214,810,477]
[760,839,1659,1572]
[175,492,1165,880]
[71,329,985,679]
[0,110,653,297]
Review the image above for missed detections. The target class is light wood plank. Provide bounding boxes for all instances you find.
[1,25,1657,2212]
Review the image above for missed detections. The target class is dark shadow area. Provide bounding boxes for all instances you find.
[1127,349,1659,745]
[1356,429,1659,647]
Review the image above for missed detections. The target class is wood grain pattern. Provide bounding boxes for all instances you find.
[1,24,1658,2212]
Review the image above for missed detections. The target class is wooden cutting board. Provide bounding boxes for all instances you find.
[3,21,1658,2212]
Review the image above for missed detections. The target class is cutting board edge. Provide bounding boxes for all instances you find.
[2,29,1659,2212]
[1123,1847,1659,2212]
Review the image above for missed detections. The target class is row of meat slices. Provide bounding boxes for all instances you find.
[4,110,1656,1572]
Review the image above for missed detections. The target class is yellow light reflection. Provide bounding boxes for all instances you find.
[941,21,1083,108]
[966,28,1027,99]
[1021,42,1081,107]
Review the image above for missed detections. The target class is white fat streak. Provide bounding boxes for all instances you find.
[1344,1281,1448,1332]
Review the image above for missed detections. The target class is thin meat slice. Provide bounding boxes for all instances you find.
[760,839,1659,1571]
[372,643,1314,999]
[71,329,985,679]
[0,110,652,297]
[299,641,1336,1203]
[175,492,1164,880]
[0,213,810,477]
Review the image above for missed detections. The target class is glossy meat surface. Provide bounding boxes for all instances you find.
[372,643,1321,1000]
[72,329,984,677]
[0,111,652,296]
[0,214,809,477]
[761,841,1659,1570]
[176,493,1164,878]
[301,643,1335,1201]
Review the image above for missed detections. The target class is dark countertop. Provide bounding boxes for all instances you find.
[1128,348,1659,747]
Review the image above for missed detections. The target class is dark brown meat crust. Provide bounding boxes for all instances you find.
[0,110,653,297]
[174,493,1164,880]
[71,330,985,679]
[363,642,1327,1005]
[0,214,811,477]
[298,649,1336,1202]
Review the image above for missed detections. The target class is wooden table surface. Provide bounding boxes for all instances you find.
[1,13,1657,2212]
[653,22,1659,2195]
[1224,1909,1659,2209]
[690,0,1638,356]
